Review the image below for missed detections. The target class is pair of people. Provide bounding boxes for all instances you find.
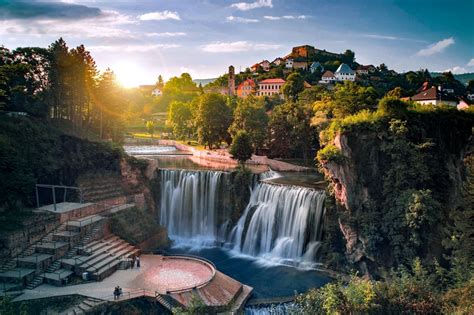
[113,286,122,300]
[131,255,141,269]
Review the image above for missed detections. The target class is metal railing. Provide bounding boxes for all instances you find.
[36,184,84,211]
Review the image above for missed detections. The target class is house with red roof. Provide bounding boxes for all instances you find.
[257,78,286,97]
[410,86,458,106]
[319,71,336,84]
[236,79,256,98]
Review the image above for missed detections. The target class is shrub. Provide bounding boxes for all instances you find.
[317,144,345,163]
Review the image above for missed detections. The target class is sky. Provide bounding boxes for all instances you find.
[1,0,473,86]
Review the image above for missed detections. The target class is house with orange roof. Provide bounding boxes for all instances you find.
[236,79,257,98]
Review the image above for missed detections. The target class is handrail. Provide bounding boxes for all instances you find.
[161,255,216,294]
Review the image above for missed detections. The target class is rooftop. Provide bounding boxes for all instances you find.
[322,70,335,78]
[411,86,458,102]
[335,63,355,74]
[259,78,286,84]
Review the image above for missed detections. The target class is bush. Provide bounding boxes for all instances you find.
[317,144,345,163]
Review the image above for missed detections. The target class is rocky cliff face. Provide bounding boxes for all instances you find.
[321,132,384,274]
[320,119,472,276]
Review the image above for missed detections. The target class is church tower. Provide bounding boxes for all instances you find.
[228,65,235,96]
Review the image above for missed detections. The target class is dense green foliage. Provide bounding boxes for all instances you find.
[167,101,194,140]
[229,131,253,164]
[295,258,473,314]
[282,72,305,101]
[268,101,315,159]
[195,93,233,149]
[1,39,129,141]
[0,116,123,211]
[228,96,268,151]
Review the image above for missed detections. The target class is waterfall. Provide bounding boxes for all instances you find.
[230,182,325,266]
[159,169,226,246]
[158,169,325,265]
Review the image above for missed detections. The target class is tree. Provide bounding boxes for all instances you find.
[268,102,314,159]
[313,81,378,119]
[228,96,268,151]
[156,74,164,88]
[467,79,474,93]
[282,72,305,101]
[146,120,155,138]
[167,101,193,140]
[194,93,233,149]
[378,63,388,72]
[230,130,253,165]
[377,96,408,117]
[343,49,355,64]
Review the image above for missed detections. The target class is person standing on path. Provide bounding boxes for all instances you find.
[136,256,140,268]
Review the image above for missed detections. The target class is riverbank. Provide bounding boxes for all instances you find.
[124,137,311,172]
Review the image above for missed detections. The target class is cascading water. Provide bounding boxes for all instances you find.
[159,169,226,246]
[230,179,325,266]
[158,169,325,266]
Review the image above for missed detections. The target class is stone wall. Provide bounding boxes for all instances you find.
[0,211,58,263]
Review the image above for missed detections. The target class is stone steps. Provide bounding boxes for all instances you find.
[156,293,182,311]
[25,275,44,289]
[60,297,104,315]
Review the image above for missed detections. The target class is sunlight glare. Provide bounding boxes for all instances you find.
[113,61,147,88]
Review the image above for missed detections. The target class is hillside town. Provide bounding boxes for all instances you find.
[141,44,473,110]
[1,0,474,312]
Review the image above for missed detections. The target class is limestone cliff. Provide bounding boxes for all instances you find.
[319,113,473,276]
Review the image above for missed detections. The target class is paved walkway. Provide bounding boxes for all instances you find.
[13,255,207,302]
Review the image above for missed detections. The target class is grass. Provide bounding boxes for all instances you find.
[129,132,159,139]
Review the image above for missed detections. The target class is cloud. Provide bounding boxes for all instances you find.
[0,0,103,20]
[146,32,186,37]
[416,37,455,56]
[201,41,280,53]
[88,44,180,53]
[263,15,306,20]
[0,10,136,42]
[138,11,180,21]
[362,34,427,43]
[226,16,259,23]
[230,0,273,11]
[467,58,474,67]
[443,66,467,74]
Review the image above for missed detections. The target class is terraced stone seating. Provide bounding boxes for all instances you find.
[61,234,139,281]
[66,215,105,233]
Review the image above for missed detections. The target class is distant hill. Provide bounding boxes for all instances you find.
[431,72,474,85]
[193,78,217,86]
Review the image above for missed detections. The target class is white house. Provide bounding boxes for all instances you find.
[152,88,162,96]
[319,70,337,84]
[285,58,294,69]
[310,62,324,73]
[335,63,356,81]
[467,93,474,101]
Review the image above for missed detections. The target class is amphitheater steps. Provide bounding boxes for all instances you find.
[62,234,138,281]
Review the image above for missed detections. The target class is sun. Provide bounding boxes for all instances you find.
[112,61,146,88]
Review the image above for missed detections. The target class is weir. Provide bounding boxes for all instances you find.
[158,169,325,265]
